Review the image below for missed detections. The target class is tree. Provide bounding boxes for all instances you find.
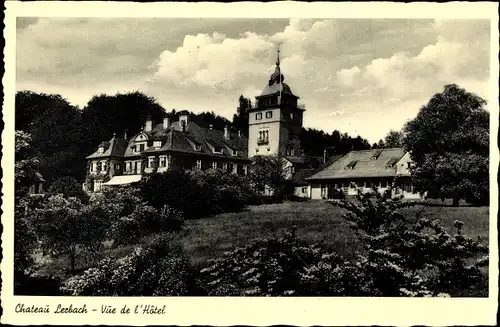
[232,95,252,137]
[384,130,403,148]
[15,91,84,181]
[49,176,89,202]
[249,155,294,201]
[15,131,40,197]
[375,130,403,149]
[28,195,111,272]
[403,84,489,206]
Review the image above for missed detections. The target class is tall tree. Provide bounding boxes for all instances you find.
[403,84,489,206]
[374,130,403,149]
[80,91,166,147]
[232,95,252,137]
[15,91,84,181]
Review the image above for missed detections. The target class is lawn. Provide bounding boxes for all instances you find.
[36,199,490,279]
[180,199,490,267]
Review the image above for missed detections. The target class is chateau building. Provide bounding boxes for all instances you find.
[84,49,318,193]
[84,115,251,192]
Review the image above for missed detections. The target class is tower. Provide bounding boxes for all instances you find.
[247,47,305,158]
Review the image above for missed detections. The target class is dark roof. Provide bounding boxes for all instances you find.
[86,135,128,159]
[89,119,249,161]
[293,168,320,186]
[260,82,294,97]
[307,148,408,180]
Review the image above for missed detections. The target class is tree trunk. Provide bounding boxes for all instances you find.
[452,197,460,207]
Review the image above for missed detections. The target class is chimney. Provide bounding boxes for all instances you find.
[163,117,171,129]
[124,129,128,140]
[224,125,230,140]
[145,115,153,132]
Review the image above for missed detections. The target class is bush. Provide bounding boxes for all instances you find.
[49,176,89,203]
[197,228,358,296]
[61,234,194,296]
[139,169,254,219]
[330,187,489,296]
[110,204,184,245]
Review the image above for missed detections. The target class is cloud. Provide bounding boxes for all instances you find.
[16,18,491,142]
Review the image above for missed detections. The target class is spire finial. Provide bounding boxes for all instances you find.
[276,45,280,67]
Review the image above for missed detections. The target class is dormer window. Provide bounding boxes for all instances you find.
[371,150,382,160]
[194,144,202,151]
[232,149,239,157]
[98,146,104,154]
[346,160,358,169]
[153,141,162,149]
[386,158,398,168]
[213,146,223,154]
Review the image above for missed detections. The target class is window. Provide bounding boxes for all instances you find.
[381,180,388,188]
[101,161,106,171]
[302,187,308,194]
[194,144,201,151]
[159,156,166,168]
[256,149,259,153]
[233,164,238,174]
[404,183,413,192]
[196,160,202,170]
[223,163,228,171]
[257,130,269,145]
[291,166,296,174]
[98,146,104,154]
[321,185,327,198]
[243,165,248,175]
[386,158,398,167]
[114,164,121,171]
[148,157,155,168]
[212,161,217,169]
[346,160,358,169]
[92,162,97,172]
[371,150,382,160]
[266,111,273,118]
[290,112,295,120]
[256,113,262,120]
[407,162,412,169]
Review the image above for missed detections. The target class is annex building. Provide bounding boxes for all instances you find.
[306,147,422,199]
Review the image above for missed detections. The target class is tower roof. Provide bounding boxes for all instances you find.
[259,47,295,97]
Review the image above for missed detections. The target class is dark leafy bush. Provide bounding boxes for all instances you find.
[49,176,90,203]
[330,186,489,296]
[61,234,194,296]
[197,229,357,296]
[110,204,184,245]
[139,169,255,219]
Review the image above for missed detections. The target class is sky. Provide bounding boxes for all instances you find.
[16,17,491,143]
